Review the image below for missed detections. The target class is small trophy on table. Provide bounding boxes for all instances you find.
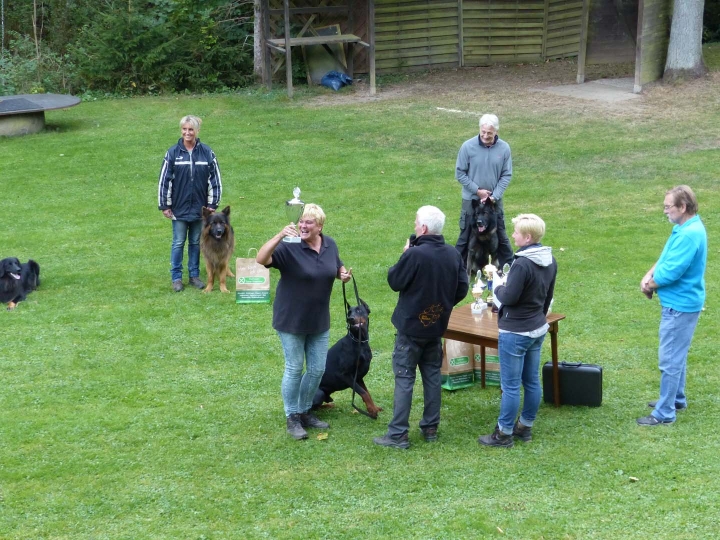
[482,260,499,309]
[283,186,305,243]
[471,271,487,314]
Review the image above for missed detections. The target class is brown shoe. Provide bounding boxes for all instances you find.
[421,427,438,442]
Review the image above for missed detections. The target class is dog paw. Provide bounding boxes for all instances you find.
[220,288,230,293]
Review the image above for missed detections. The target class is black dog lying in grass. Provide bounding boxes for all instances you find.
[1,257,40,310]
[312,299,382,419]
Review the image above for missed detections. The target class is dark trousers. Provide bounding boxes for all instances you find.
[455,199,514,268]
[386,333,443,437]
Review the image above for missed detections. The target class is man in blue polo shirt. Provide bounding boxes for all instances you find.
[638,185,707,426]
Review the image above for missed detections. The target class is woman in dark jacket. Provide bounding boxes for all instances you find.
[158,115,222,292]
[479,213,557,448]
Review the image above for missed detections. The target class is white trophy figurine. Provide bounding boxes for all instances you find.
[283,186,305,243]
[471,271,487,314]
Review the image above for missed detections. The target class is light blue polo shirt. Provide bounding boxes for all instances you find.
[654,215,707,312]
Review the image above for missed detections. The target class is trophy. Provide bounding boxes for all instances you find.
[283,186,305,243]
[471,270,487,314]
[482,260,498,307]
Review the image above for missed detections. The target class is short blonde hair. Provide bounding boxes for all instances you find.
[301,203,326,228]
[512,213,546,244]
[180,115,202,131]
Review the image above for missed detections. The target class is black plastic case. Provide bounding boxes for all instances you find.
[542,361,603,407]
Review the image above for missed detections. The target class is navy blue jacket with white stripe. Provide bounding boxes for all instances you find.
[157,137,222,221]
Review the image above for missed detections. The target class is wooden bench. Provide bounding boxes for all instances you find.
[261,0,376,97]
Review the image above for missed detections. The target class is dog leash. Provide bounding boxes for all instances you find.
[341,275,374,419]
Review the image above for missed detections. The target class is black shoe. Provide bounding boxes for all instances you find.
[637,414,675,426]
[373,433,410,449]
[188,277,205,289]
[172,279,184,292]
[648,400,687,411]
[512,421,532,442]
[421,427,438,442]
[299,412,329,429]
[287,414,308,440]
[478,426,514,448]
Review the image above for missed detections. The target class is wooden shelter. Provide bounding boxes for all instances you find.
[257,0,671,94]
[576,0,672,92]
[260,0,376,97]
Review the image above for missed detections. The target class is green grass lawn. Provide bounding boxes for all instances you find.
[1,60,719,539]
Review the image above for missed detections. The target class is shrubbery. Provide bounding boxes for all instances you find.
[1,0,255,96]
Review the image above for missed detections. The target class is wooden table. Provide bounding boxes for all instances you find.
[443,304,567,407]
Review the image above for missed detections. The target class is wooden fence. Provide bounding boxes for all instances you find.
[375,0,583,73]
[260,0,583,76]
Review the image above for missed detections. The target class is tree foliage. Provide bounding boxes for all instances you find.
[1,0,255,95]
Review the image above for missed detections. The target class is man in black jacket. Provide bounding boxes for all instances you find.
[158,115,222,292]
[374,206,469,449]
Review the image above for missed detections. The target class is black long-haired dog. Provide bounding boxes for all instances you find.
[1,257,24,310]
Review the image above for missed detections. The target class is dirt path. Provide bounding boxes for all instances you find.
[306,60,720,122]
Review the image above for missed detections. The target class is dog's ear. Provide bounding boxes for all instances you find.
[202,207,212,218]
[471,199,479,209]
[221,206,231,217]
[360,298,371,315]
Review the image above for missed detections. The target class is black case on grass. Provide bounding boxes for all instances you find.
[542,362,603,407]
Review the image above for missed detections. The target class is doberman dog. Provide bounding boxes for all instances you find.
[312,298,382,419]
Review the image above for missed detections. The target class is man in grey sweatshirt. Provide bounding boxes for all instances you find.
[454,113,513,268]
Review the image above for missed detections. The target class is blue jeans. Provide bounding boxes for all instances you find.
[387,333,443,437]
[171,219,202,281]
[277,330,330,417]
[497,331,546,434]
[653,307,700,422]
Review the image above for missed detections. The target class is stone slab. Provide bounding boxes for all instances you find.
[531,78,641,103]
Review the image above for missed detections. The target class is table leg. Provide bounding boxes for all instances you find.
[550,323,560,407]
[480,345,486,389]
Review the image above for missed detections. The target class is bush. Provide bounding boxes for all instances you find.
[0,31,78,95]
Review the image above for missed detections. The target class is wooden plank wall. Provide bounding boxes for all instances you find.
[375,0,460,73]
[374,0,582,73]
[462,0,546,65]
[544,0,583,59]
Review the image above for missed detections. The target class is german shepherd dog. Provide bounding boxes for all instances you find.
[312,299,382,419]
[200,206,235,293]
[1,257,24,310]
[467,198,499,279]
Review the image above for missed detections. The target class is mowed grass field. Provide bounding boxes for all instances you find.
[1,57,719,538]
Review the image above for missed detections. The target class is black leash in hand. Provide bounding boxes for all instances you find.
[341,275,373,419]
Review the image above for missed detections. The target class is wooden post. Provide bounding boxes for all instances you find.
[633,0,645,93]
[262,0,272,89]
[458,0,464,67]
[542,0,549,59]
[283,0,293,98]
[576,0,590,84]
[368,0,376,95]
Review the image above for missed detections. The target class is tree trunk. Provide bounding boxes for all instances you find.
[254,0,263,79]
[663,0,706,81]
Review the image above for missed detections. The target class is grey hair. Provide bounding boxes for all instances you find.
[667,185,698,215]
[417,205,446,235]
[180,115,202,131]
[479,114,499,131]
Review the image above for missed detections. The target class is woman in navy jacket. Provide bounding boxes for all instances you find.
[158,115,222,292]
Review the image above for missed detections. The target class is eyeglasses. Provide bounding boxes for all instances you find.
[663,204,676,211]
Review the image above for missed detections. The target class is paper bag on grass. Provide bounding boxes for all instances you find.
[473,345,500,386]
[441,339,475,390]
[236,249,270,304]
